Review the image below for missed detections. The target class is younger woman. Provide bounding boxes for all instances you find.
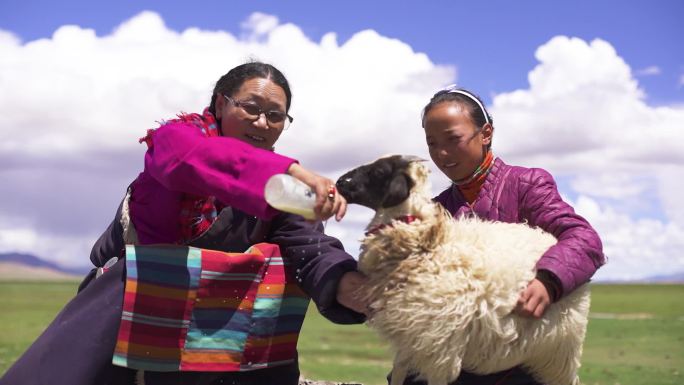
[399,85,605,385]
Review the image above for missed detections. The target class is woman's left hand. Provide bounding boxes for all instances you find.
[516,278,551,318]
[287,163,347,221]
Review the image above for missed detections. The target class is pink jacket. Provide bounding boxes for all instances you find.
[129,121,296,244]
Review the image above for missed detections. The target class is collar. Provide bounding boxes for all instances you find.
[453,151,495,204]
[365,215,418,236]
[452,150,495,186]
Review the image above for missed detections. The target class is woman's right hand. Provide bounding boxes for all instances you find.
[287,163,347,221]
[336,271,370,315]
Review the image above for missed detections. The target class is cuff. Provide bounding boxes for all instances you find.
[536,269,563,302]
[312,260,366,324]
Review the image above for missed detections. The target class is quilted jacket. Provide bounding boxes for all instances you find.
[434,157,605,298]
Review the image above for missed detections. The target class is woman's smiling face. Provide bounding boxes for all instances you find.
[423,101,492,182]
[215,77,288,150]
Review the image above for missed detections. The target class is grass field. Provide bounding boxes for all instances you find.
[1,282,682,384]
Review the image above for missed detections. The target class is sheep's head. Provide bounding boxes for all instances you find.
[336,155,430,211]
[338,156,444,277]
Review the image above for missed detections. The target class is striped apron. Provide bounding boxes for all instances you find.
[112,242,309,372]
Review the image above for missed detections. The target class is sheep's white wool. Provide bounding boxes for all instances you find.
[357,161,589,385]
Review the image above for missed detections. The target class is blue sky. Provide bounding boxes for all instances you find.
[0,1,683,281]
[2,1,682,104]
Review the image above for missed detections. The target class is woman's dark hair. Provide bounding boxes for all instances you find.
[208,61,292,115]
[421,88,493,129]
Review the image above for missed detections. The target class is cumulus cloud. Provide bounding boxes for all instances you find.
[491,37,684,206]
[489,36,684,280]
[0,11,452,164]
[0,13,682,280]
[571,195,684,281]
[0,11,453,267]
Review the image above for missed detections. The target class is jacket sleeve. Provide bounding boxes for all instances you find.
[144,122,296,219]
[267,213,366,324]
[89,199,126,268]
[519,168,605,298]
[78,199,126,292]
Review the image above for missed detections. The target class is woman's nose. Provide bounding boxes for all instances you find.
[435,147,449,159]
[252,113,269,129]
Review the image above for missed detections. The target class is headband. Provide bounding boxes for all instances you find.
[440,84,490,125]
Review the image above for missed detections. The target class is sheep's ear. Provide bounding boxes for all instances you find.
[381,174,412,208]
[400,155,428,163]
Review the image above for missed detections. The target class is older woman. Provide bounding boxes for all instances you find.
[1,62,366,385]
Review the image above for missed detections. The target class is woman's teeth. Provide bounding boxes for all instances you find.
[444,162,458,168]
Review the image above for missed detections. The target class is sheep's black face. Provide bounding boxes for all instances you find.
[336,155,416,210]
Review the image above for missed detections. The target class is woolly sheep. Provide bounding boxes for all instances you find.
[336,155,590,385]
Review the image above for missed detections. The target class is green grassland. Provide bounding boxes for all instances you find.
[1,282,682,384]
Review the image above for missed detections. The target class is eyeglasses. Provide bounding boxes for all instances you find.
[222,94,293,129]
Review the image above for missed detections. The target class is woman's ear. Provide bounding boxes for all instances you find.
[481,123,493,145]
[215,93,224,119]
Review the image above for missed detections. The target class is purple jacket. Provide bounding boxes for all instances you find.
[434,157,605,298]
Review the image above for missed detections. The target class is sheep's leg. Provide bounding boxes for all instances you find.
[525,348,581,385]
[425,375,448,385]
[424,366,451,385]
[530,286,589,385]
[390,354,409,385]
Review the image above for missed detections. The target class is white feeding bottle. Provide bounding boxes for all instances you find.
[264,174,317,220]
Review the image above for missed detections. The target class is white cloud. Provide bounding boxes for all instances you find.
[241,12,279,39]
[0,11,453,268]
[1,14,683,281]
[0,222,95,269]
[572,195,684,281]
[656,165,684,225]
[490,36,684,219]
[489,36,684,280]
[0,10,452,164]
[570,173,646,200]
[635,65,661,76]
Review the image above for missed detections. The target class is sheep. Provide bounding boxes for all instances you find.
[335,155,590,385]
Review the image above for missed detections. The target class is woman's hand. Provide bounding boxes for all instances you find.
[336,271,369,315]
[516,278,551,318]
[287,163,347,221]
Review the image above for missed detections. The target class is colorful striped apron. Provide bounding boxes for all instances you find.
[112,243,310,372]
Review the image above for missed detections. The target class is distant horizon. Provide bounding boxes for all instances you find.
[2,251,683,284]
